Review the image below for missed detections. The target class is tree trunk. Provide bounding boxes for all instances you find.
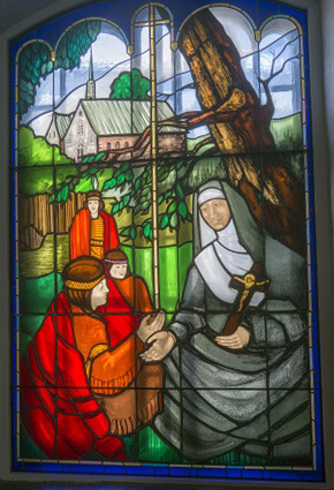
[179,9,306,256]
[19,192,87,250]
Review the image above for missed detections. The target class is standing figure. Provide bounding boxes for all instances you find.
[70,190,118,260]
[142,180,311,463]
[21,256,161,460]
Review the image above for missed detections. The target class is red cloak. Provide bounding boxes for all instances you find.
[20,293,126,461]
[70,209,119,260]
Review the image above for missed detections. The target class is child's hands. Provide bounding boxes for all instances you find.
[137,310,166,343]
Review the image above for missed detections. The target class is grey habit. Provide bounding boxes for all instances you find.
[153,181,311,463]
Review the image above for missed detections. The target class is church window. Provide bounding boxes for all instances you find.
[77,121,84,135]
[10,0,324,484]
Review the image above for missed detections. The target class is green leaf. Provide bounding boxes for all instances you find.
[175,183,184,199]
[60,185,69,201]
[158,168,169,181]
[130,226,136,240]
[135,178,142,191]
[121,227,131,237]
[113,203,120,214]
[125,170,133,182]
[103,177,116,191]
[134,203,143,214]
[142,201,150,211]
[121,162,130,172]
[116,174,125,185]
[88,167,98,175]
[160,214,169,229]
[167,200,177,215]
[178,201,188,219]
[123,194,130,206]
[143,222,151,239]
[170,212,178,229]
[158,195,164,205]
[49,195,55,203]
[176,160,184,170]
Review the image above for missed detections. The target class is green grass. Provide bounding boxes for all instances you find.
[270,113,303,150]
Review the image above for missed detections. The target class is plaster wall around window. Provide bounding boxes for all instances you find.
[0,0,333,487]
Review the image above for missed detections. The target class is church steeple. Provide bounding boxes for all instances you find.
[86,47,96,100]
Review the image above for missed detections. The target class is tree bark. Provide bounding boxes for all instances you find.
[179,9,306,256]
[19,192,87,250]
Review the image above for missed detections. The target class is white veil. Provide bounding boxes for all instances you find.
[198,182,224,248]
[195,181,265,307]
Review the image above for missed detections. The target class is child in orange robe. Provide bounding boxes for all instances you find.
[97,249,165,435]
[100,249,153,348]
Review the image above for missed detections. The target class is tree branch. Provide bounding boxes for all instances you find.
[269,34,300,80]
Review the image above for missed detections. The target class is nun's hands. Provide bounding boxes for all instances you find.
[140,331,176,363]
[137,310,166,343]
[215,326,250,350]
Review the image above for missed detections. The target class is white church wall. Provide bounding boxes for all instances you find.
[63,102,97,161]
[45,118,60,147]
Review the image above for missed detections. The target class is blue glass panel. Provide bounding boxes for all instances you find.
[257,0,280,25]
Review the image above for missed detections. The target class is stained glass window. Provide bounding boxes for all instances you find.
[11,0,324,482]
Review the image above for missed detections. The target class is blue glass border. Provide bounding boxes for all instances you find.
[10,0,324,483]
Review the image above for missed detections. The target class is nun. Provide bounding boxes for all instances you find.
[141,180,311,463]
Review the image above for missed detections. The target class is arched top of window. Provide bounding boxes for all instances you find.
[132,3,173,25]
[55,17,129,51]
[130,3,174,54]
[176,4,256,51]
[260,16,303,40]
[259,16,302,118]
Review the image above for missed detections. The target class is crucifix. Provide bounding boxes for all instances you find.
[222,264,270,336]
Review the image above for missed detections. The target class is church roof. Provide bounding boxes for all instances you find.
[55,113,74,139]
[80,100,185,135]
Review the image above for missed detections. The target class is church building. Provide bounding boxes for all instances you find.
[46,50,186,162]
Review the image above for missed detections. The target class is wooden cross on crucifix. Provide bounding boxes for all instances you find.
[222,264,270,336]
